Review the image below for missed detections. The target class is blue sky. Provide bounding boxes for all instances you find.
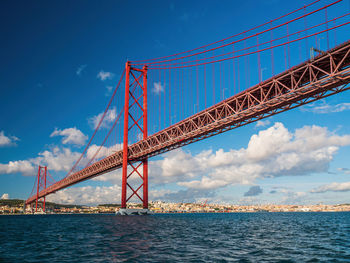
[1,0,350,205]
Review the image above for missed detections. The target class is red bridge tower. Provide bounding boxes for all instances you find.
[119,62,150,215]
[35,165,47,213]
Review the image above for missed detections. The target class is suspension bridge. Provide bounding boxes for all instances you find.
[26,0,350,214]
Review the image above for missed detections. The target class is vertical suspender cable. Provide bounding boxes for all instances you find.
[304,6,309,58]
[169,69,171,125]
[196,65,199,112]
[287,23,291,69]
[212,63,215,104]
[233,45,236,95]
[325,8,330,50]
[257,36,261,83]
[204,64,207,108]
[270,22,275,76]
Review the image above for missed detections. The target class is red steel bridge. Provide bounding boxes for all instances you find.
[26,0,350,212]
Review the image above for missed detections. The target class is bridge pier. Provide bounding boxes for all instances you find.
[120,62,150,214]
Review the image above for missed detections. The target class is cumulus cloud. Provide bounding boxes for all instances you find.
[51,122,350,203]
[47,185,121,205]
[0,131,19,147]
[88,107,117,129]
[33,147,81,172]
[97,71,114,81]
[148,149,203,185]
[148,123,350,191]
[0,147,81,176]
[255,120,271,128]
[152,82,164,94]
[4,122,350,204]
[311,182,350,193]
[0,160,35,175]
[47,184,181,205]
[301,101,350,114]
[178,177,228,190]
[50,127,88,146]
[244,186,263,196]
[0,141,122,178]
[86,143,122,162]
[1,193,9,200]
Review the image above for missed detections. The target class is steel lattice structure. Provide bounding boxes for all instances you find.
[121,63,148,209]
[33,166,47,212]
[26,40,350,206]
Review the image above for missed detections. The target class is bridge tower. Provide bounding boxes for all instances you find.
[120,62,149,215]
[35,165,47,213]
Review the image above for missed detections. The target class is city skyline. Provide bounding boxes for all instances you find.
[1,0,350,206]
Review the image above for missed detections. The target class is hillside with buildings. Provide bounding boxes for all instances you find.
[1,199,350,215]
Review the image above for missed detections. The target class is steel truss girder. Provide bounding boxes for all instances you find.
[26,40,350,205]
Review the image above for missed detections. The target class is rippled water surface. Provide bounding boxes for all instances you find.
[1,212,349,262]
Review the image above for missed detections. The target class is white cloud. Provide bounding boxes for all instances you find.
[0,141,122,178]
[3,122,350,204]
[301,101,350,114]
[92,171,121,185]
[50,127,88,146]
[179,177,228,190]
[76,65,87,76]
[0,146,82,176]
[47,185,121,205]
[1,193,9,200]
[97,71,114,81]
[47,183,171,205]
[148,149,202,185]
[255,120,271,128]
[152,82,164,94]
[148,123,350,191]
[86,143,122,162]
[88,107,117,129]
[0,140,120,181]
[311,182,350,193]
[0,131,19,147]
[33,147,81,172]
[0,160,35,175]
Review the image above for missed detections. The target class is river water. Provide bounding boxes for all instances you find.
[0,212,349,262]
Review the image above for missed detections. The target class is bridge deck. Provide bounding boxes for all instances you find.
[26,40,350,205]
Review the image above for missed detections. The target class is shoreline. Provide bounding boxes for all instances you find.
[1,210,350,216]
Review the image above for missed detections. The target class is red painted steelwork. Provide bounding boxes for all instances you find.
[121,62,130,208]
[142,65,148,209]
[121,63,148,209]
[26,40,350,205]
[34,166,47,212]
